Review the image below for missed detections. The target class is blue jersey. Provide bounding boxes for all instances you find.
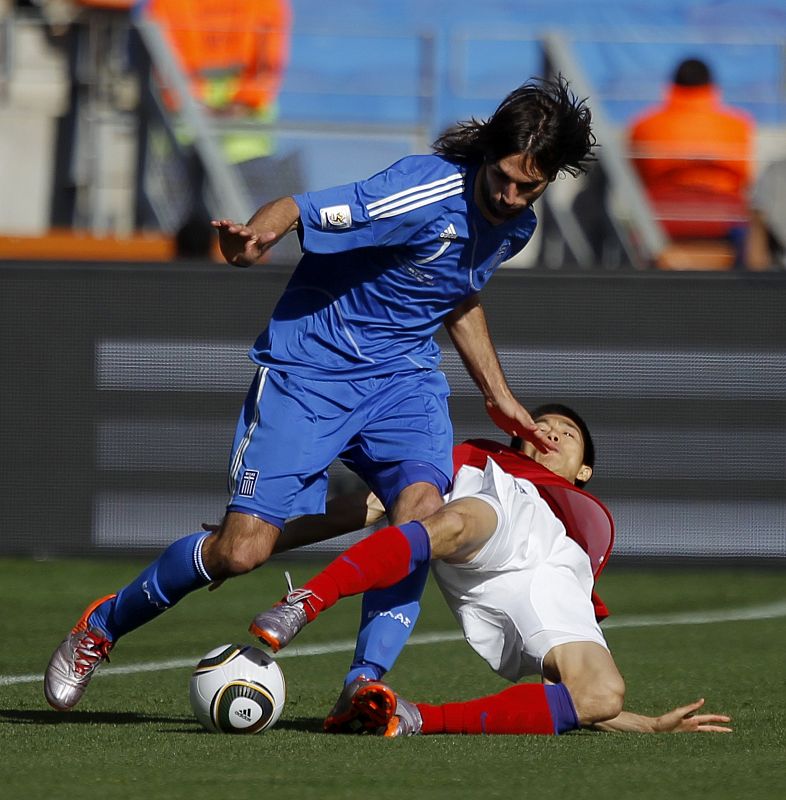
[250,154,537,379]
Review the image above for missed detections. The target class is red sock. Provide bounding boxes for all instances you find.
[417,684,557,735]
[300,522,429,620]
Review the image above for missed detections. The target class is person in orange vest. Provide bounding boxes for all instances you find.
[140,0,294,252]
[143,0,292,164]
[627,58,755,266]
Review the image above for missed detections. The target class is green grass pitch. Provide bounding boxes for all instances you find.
[1,558,785,800]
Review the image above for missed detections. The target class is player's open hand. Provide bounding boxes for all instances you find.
[655,698,732,733]
[211,218,277,267]
[485,398,558,454]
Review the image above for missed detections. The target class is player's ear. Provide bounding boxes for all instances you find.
[577,464,592,484]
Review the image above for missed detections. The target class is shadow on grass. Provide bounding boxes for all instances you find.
[0,708,193,725]
[0,708,329,736]
[274,716,327,734]
[162,717,330,735]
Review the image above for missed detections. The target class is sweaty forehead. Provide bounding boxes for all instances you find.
[498,153,546,182]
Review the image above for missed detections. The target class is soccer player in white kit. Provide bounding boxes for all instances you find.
[251,406,732,736]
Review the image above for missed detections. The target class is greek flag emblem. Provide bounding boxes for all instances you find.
[239,469,259,498]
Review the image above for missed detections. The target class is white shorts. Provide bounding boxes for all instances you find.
[432,458,608,681]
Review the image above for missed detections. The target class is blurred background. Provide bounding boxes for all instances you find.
[1,0,784,563]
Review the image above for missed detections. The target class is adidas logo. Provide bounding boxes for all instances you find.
[439,223,458,240]
[235,707,253,722]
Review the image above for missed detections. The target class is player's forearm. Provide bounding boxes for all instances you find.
[215,196,301,267]
[444,296,512,403]
[246,196,301,243]
[589,710,658,733]
[591,698,731,734]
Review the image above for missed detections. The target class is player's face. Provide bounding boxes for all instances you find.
[520,413,592,485]
[475,153,550,225]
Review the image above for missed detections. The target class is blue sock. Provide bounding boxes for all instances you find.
[89,531,213,642]
[344,560,430,685]
[397,521,431,571]
[544,683,581,734]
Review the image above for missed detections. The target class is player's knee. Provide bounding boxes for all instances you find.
[214,547,267,578]
[389,482,443,524]
[571,675,625,725]
[202,528,274,579]
[412,490,444,519]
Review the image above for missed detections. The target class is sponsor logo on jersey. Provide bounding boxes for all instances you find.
[439,223,458,240]
[238,469,259,498]
[320,204,352,229]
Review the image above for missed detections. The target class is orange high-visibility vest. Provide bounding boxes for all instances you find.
[628,84,755,238]
[145,0,291,111]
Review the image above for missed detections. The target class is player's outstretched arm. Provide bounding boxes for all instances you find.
[591,698,732,734]
[212,196,300,267]
[443,295,556,454]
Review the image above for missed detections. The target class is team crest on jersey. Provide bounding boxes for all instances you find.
[238,469,259,498]
[320,204,352,229]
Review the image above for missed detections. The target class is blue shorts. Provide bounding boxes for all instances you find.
[226,366,453,527]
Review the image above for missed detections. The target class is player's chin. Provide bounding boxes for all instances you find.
[496,204,525,220]
[539,446,561,458]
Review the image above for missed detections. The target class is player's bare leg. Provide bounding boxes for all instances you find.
[201,511,281,579]
[542,641,626,726]
[387,480,443,525]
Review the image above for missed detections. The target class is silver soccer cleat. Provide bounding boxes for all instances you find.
[384,694,423,737]
[44,594,116,711]
[249,572,319,652]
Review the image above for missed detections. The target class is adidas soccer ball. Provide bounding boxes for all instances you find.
[189,644,286,734]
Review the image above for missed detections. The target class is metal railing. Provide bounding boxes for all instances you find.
[5,9,786,268]
[541,32,668,269]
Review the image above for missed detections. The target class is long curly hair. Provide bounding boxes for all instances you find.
[432,75,596,180]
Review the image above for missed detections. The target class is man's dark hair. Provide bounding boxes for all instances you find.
[510,403,595,488]
[673,58,713,88]
[432,75,596,180]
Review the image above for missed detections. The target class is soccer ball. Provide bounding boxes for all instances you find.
[189,644,286,734]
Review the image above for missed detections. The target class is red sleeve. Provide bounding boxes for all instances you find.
[592,590,610,623]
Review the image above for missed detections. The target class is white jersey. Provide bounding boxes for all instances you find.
[432,458,608,681]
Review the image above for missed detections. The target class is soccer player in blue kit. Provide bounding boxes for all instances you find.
[44,76,596,711]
